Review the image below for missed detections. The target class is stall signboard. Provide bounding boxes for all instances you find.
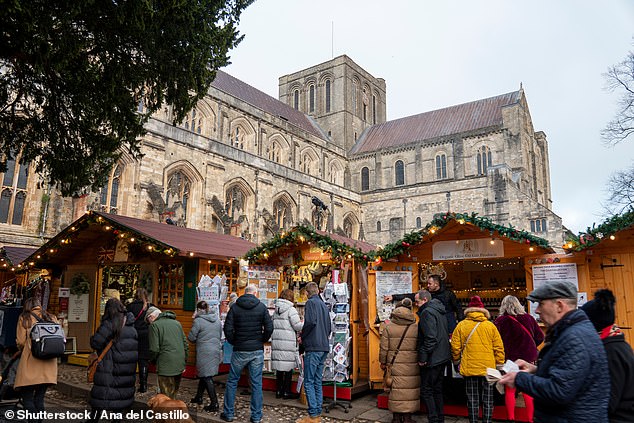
[530,263,579,319]
[375,271,413,321]
[433,239,504,260]
[68,294,89,322]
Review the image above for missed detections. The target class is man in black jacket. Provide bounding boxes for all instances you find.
[416,290,451,423]
[221,284,273,423]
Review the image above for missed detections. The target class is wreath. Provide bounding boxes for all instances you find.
[70,273,90,295]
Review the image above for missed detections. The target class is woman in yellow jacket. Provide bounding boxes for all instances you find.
[15,297,59,420]
[451,296,504,423]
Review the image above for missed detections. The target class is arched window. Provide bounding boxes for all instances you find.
[273,196,293,229]
[233,127,244,149]
[293,90,299,110]
[416,217,422,228]
[362,88,368,121]
[183,107,203,134]
[376,221,382,232]
[395,160,405,186]
[268,141,282,163]
[435,154,447,180]
[330,162,343,185]
[372,94,377,124]
[0,157,28,225]
[309,85,315,113]
[477,146,492,175]
[300,153,315,174]
[325,80,331,113]
[166,170,191,225]
[343,215,357,239]
[352,80,358,115]
[99,164,122,213]
[361,167,369,191]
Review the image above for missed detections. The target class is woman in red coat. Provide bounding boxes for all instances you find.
[494,295,544,423]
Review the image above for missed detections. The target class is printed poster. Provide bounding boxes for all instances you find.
[530,263,578,319]
[375,271,413,321]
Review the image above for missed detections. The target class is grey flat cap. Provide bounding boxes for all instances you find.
[527,281,578,302]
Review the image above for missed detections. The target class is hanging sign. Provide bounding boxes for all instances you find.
[433,238,504,260]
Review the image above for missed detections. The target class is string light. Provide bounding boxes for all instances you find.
[610,235,616,240]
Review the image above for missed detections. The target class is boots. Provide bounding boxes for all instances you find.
[391,413,402,423]
[401,414,415,423]
[202,376,219,412]
[138,363,148,393]
[275,371,284,399]
[282,371,299,399]
[190,378,205,404]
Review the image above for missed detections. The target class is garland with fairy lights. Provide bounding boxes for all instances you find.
[70,273,90,295]
[244,224,371,265]
[375,212,551,262]
[563,208,634,251]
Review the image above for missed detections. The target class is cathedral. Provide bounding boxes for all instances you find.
[0,55,564,249]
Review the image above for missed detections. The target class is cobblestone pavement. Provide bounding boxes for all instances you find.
[50,363,471,423]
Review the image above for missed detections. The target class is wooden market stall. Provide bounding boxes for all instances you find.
[18,211,255,376]
[367,212,553,421]
[244,225,375,400]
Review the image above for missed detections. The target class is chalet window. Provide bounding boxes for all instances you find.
[209,262,238,293]
[361,167,369,191]
[0,157,28,225]
[436,154,447,180]
[395,160,405,186]
[157,262,184,307]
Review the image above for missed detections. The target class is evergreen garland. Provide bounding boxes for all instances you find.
[70,273,90,295]
[564,207,634,251]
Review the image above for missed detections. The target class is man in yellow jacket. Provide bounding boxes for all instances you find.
[451,296,504,423]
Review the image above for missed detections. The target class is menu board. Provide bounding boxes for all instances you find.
[530,263,578,318]
[375,271,413,321]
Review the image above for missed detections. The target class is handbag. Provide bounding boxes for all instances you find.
[87,339,113,383]
[453,321,481,371]
[383,323,414,389]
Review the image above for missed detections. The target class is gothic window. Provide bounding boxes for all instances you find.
[395,160,405,186]
[184,108,204,134]
[273,197,293,229]
[233,127,244,149]
[376,221,381,232]
[268,141,282,163]
[435,154,447,180]
[309,85,315,113]
[99,164,122,214]
[352,80,358,115]
[300,153,315,174]
[477,146,492,175]
[343,215,356,239]
[325,80,331,113]
[362,88,368,121]
[0,157,28,225]
[225,185,247,221]
[361,167,369,191]
[530,218,547,233]
[166,170,191,224]
[293,90,299,110]
[372,95,377,124]
[330,163,343,185]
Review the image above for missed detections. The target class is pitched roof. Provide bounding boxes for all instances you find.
[350,90,522,155]
[315,230,375,253]
[1,246,37,267]
[211,70,327,140]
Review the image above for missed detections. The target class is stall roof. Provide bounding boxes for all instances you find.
[20,211,256,270]
[246,225,375,264]
[564,208,634,252]
[377,212,553,261]
[1,246,38,268]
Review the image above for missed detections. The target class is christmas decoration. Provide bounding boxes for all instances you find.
[70,273,90,295]
[563,208,634,251]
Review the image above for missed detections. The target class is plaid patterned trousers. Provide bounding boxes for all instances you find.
[464,376,494,423]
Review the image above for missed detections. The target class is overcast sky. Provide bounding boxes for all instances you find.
[224,0,634,235]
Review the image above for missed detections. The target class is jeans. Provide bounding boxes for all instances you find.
[420,364,445,423]
[304,351,327,417]
[223,350,264,422]
[20,384,48,423]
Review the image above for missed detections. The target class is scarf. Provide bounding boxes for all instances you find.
[599,324,623,340]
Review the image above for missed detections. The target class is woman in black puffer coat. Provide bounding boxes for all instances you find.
[88,298,138,423]
[126,288,152,392]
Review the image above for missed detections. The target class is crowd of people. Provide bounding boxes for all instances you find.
[9,277,634,423]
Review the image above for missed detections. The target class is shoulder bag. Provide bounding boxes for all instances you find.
[383,323,414,389]
[454,321,481,371]
[87,339,113,383]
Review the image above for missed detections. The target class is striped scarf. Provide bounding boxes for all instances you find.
[599,324,623,340]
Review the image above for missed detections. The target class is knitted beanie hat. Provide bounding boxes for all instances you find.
[468,295,484,308]
[581,289,616,331]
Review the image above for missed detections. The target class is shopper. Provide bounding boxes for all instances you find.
[188,300,222,412]
[581,289,634,423]
[147,306,188,400]
[87,298,138,423]
[221,284,273,423]
[380,298,419,423]
[451,296,504,423]
[494,295,543,423]
[271,288,303,399]
[126,287,152,393]
[499,281,609,422]
[296,282,331,423]
[14,297,59,422]
[416,290,451,423]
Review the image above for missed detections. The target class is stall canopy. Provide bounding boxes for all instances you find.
[375,212,554,261]
[1,246,37,271]
[18,211,256,270]
[563,208,634,252]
